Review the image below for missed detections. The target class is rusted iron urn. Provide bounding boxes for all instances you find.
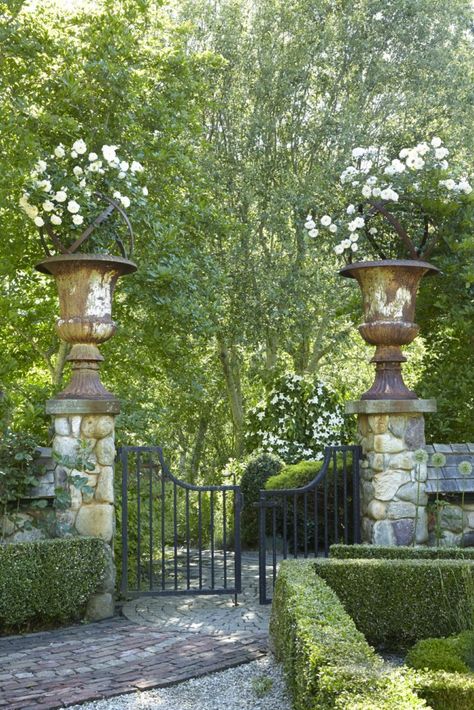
[340,260,439,400]
[36,254,136,400]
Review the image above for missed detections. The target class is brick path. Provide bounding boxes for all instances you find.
[0,556,270,709]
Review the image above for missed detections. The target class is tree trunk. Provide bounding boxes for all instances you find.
[190,412,209,483]
[52,341,70,388]
[219,342,245,457]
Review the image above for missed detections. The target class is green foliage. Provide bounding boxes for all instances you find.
[413,670,474,709]
[265,459,324,490]
[246,374,346,463]
[270,559,424,709]
[240,451,282,546]
[252,676,273,698]
[315,558,474,650]
[330,544,474,561]
[406,632,474,674]
[0,537,110,633]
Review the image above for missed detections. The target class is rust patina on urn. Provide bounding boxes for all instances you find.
[36,254,136,400]
[340,259,439,400]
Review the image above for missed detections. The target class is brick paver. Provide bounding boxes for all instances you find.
[0,555,270,709]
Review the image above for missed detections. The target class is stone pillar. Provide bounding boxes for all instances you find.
[47,398,120,547]
[346,399,437,546]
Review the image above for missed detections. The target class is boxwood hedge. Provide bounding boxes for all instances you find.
[314,558,474,650]
[270,559,424,709]
[0,537,111,633]
[413,670,474,710]
[330,544,474,560]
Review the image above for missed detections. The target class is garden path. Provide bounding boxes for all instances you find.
[0,554,270,710]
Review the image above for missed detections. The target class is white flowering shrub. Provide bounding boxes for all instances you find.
[20,140,148,254]
[245,373,346,463]
[304,137,472,261]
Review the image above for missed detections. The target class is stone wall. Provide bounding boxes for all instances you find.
[428,500,474,548]
[346,399,436,547]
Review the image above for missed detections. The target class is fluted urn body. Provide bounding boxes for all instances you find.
[340,260,439,399]
[36,254,136,399]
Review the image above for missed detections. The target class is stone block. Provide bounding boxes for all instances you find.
[374,470,410,501]
[81,415,115,440]
[405,416,425,449]
[386,501,416,519]
[461,531,474,547]
[396,481,428,506]
[439,530,462,547]
[368,453,385,472]
[415,508,429,544]
[413,463,427,482]
[387,452,414,471]
[360,433,375,452]
[95,467,114,504]
[53,436,79,459]
[97,547,116,593]
[95,436,116,466]
[368,415,389,435]
[358,415,369,437]
[54,417,70,436]
[367,499,386,520]
[373,520,396,546]
[361,517,374,544]
[361,481,375,505]
[75,504,114,542]
[85,593,114,622]
[441,505,464,533]
[374,433,404,454]
[388,415,408,438]
[70,416,82,437]
[393,518,415,546]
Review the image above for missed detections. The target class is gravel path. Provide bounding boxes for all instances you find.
[70,656,291,710]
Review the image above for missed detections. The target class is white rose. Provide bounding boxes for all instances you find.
[348,220,357,232]
[367,176,378,185]
[102,144,117,162]
[50,214,62,225]
[346,204,356,215]
[320,215,332,226]
[131,160,144,173]
[435,147,449,160]
[463,184,473,194]
[113,191,121,200]
[362,185,372,198]
[43,200,54,212]
[67,200,80,214]
[380,188,392,200]
[71,150,78,158]
[73,166,83,177]
[352,147,365,158]
[119,161,129,172]
[442,179,456,190]
[342,239,351,249]
[334,244,344,255]
[431,137,442,148]
[351,180,359,187]
[354,216,365,228]
[36,159,47,173]
[34,216,45,227]
[416,142,430,156]
[73,139,87,155]
[349,232,359,242]
[329,224,337,233]
[118,171,126,179]
[38,179,52,192]
[88,152,98,161]
[399,148,410,158]
[54,190,67,203]
[384,165,396,176]
[369,227,378,235]
[305,219,316,230]
[391,159,405,173]
[119,195,131,208]
[89,160,103,172]
[309,228,319,238]
[389,189,399,202]
[142,186,148,196]
[72,214,84,225]
[440,160,449,170]
[351,242,358,252]
[79,179,86,188]
[372,187,381,197]
[54,145,65,158]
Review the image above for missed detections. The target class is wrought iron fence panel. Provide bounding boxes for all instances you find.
[257,445,361,604]
[118,446,242,601]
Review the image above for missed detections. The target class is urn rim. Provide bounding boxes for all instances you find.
[35,253,137,276]
[339,259,440,279]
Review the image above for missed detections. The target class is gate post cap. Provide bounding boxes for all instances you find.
[345,399,437,415]
[46,398,121,415]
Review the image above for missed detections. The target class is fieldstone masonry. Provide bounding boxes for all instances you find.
[346,399,437,546]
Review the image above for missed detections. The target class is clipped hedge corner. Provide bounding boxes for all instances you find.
[270,559,424,709]
[0,537,113,633]
[315,558,474,650]
[413,670,474,710]
[330,544,474,561]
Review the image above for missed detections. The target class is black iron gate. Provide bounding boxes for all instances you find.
[118,446,242,601]
[257,445,361,604]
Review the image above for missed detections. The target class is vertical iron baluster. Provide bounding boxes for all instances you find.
[173,482,178,590]
[303,492,308,558]
[198,490,202,589]
[210,489,215,589]
[186,489,190,590]
[324,466,329,556]
[314,487,319,557]
[272,504,277,589]
[333,449,339,545]
[353,447,362,543]
[343,449,349,543]
[223,491,227,589]
[293,494,297,558]
[161,461,165,590]
[258,494,266,604]
[136,451,141,591]
[282,497,288,559]
[234,489,242,599]
[120,448,129,596]
[149,455,153,590]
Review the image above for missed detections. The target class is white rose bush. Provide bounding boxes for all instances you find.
[305,137,473,262]
[20,140,148,255]
[245,373,346,464]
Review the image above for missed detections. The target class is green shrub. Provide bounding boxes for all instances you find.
[331,544,474,560]
[0,537,110,633]
[406,637,470,674]
[270,559,424,709]
[265,459,324,489]
[241,452,282,546]
[314,558,474,650]
[413,670,474,710]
